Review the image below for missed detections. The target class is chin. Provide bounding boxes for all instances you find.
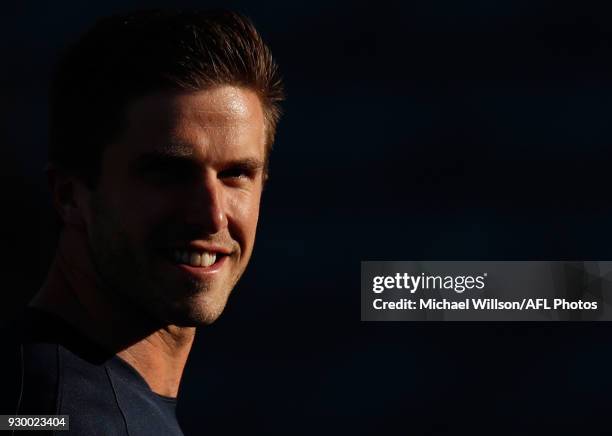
[158,294,230,327]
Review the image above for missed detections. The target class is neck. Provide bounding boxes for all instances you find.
[30,226,194,398]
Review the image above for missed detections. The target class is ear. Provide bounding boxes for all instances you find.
[45,163,89,229]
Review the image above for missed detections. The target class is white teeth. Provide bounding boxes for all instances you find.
[173,250,217,267]
[201,252,216,267]
[190,252,201,266]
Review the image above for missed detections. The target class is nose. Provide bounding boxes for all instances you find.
[184,172,228,233]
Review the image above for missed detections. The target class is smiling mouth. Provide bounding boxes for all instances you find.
[170,249,226,268]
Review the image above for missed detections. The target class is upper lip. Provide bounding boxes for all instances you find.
[169,242,233,256]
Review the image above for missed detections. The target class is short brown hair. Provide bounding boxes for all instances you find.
[49,9,284,187]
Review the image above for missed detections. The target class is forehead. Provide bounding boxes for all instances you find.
[117,86,266,160]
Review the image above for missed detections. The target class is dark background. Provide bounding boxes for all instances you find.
[3,1,612,434]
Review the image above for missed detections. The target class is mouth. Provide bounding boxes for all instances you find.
[171,249,224,267]
[161,246,231,277]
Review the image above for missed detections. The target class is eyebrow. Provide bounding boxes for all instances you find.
[141,143,199,158]
[130,147,265,173]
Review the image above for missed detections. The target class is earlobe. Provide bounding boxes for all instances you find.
[61,205,84,227]
[45,163,87,228]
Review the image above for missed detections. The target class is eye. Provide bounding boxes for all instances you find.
[151,167,192,184]
[137,159,196,186]
[217,162,263,188]
[218,166,249,180]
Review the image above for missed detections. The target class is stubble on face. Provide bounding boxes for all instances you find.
[87,195,240,325]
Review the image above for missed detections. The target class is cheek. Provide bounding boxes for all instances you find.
[112,187,177,239]
[227,190,262,245]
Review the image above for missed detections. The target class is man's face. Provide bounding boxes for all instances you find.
[80,86,266,326]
